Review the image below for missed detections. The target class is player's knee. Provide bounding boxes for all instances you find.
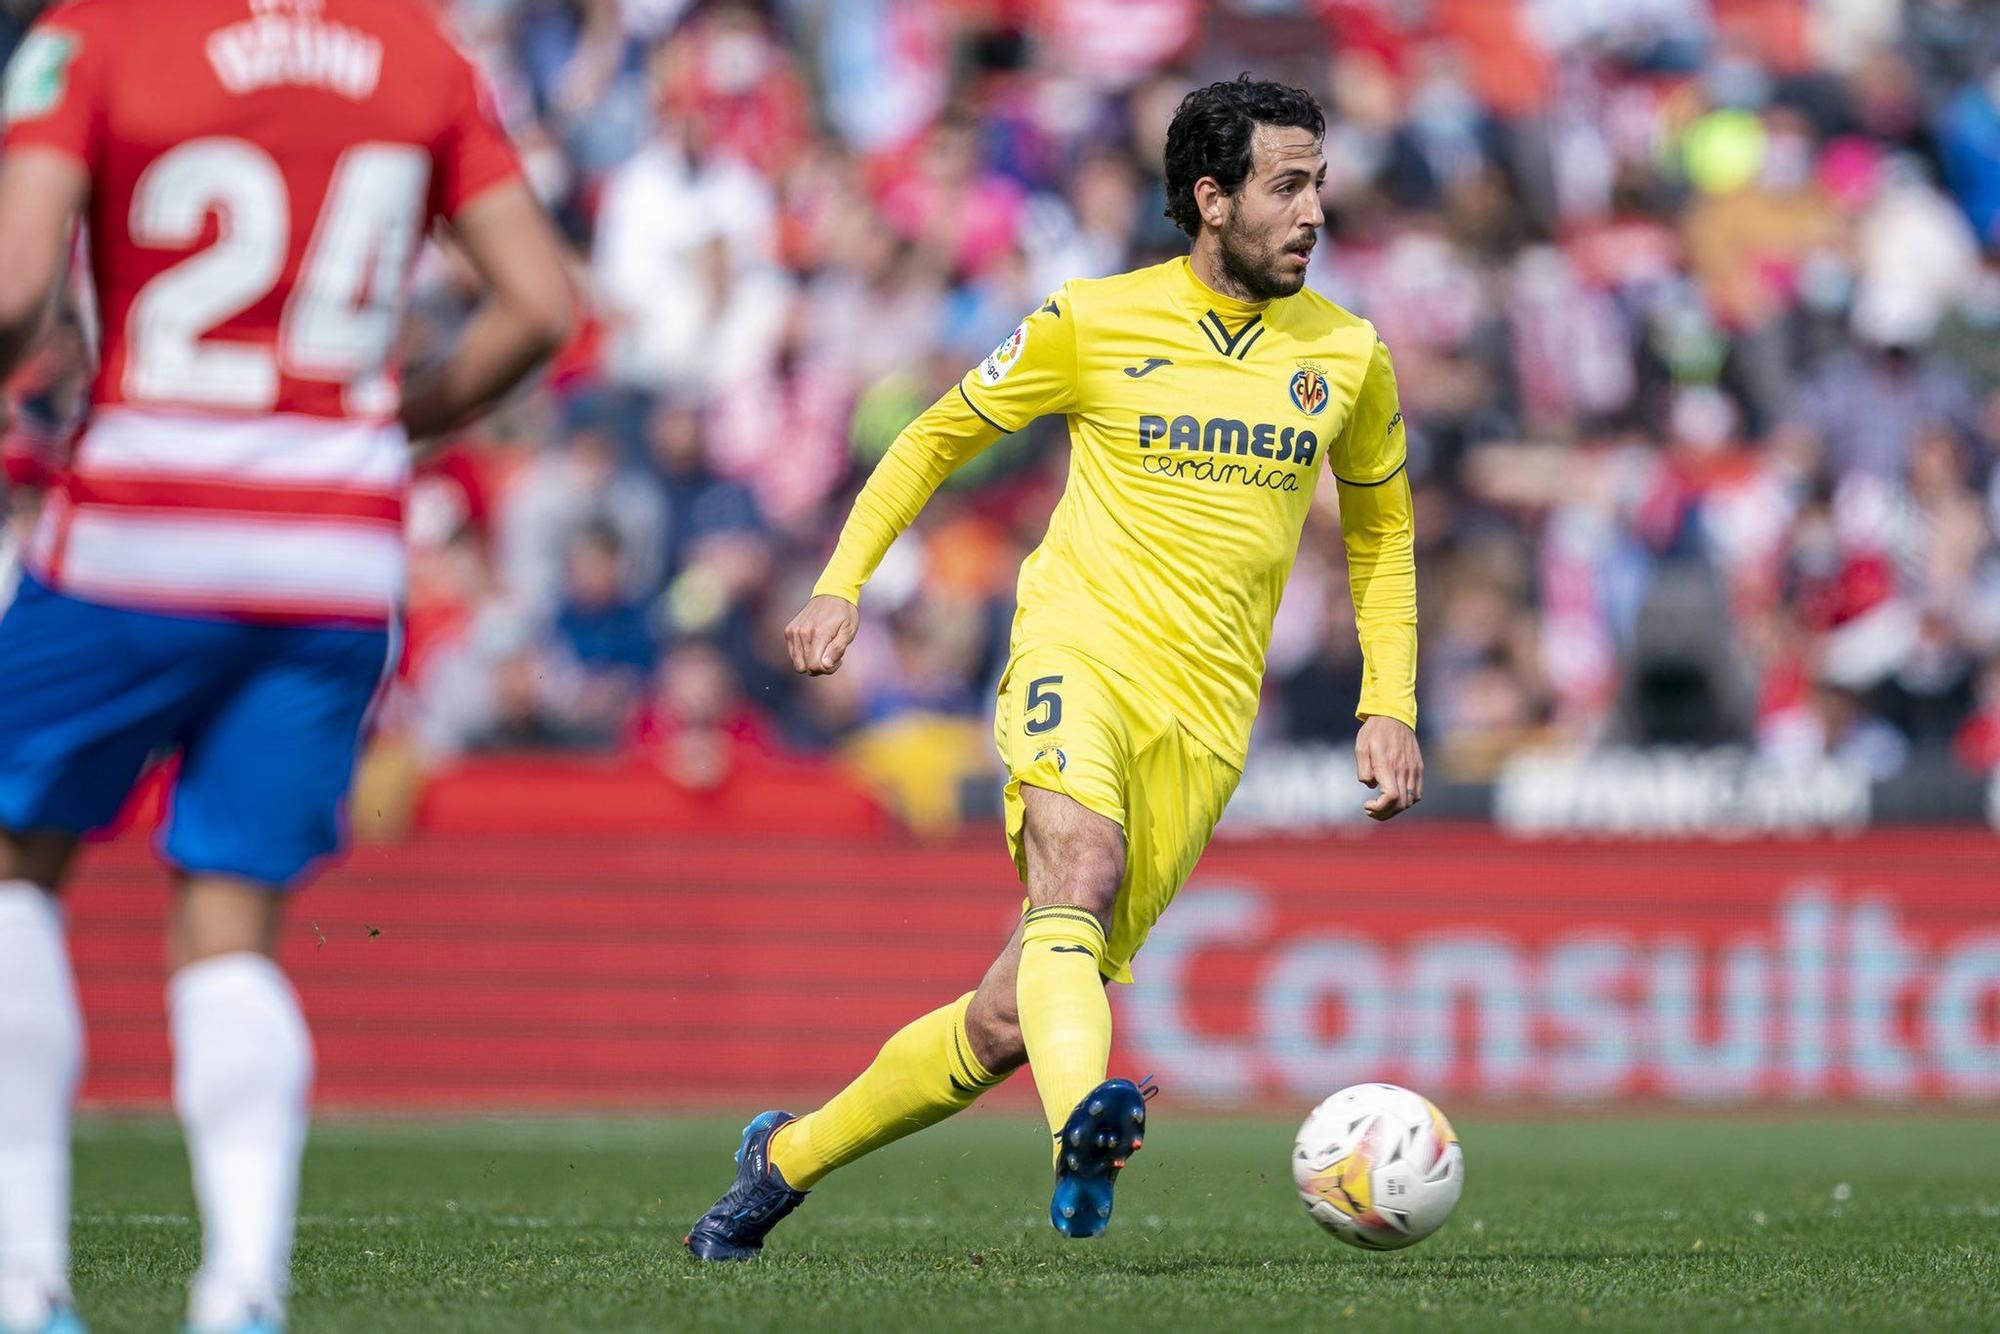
[1028,843,1122,921]
[170,875,285,972]
[965,992,1027,1074]
[1019,788,1125,920]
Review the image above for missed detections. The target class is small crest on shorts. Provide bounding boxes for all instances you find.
[1033,745,1068,773]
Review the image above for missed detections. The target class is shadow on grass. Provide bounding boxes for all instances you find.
[1079,1248,1707,1280]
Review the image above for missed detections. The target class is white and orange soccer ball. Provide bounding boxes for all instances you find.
[1291,1083,1464,1250]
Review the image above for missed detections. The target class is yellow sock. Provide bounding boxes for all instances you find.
[1017,905,1113,1162]
[767,992,1004,1190]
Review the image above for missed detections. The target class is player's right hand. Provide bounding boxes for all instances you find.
[786,594,860,675]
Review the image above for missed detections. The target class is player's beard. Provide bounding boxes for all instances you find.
[1216,203,1309,301]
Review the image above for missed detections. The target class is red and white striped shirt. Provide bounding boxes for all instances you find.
[2,0,521,625]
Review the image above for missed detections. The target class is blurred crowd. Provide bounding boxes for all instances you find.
[8,0,2000,822]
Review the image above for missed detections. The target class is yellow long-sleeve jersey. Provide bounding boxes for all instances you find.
[815,256,1417,768]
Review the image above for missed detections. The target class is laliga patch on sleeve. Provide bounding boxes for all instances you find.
[3,29,77,125]
[979,320,1029,387]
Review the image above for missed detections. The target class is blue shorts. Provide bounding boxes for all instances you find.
[0,575,392,888]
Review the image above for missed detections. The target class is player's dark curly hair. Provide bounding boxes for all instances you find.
[1163,76,1326,238]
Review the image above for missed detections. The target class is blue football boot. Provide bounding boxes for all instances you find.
[684,1110,809,1261]
[1049,1077,1156,1238]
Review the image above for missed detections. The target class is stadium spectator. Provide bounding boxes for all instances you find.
[631,638,778,789]
[495,415,664,620]
[8,0,2000,805]
[553,521,661,679]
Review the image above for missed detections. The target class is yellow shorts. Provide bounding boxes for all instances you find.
[995,646,1241,983]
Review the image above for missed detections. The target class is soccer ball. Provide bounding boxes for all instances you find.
[1292,1082,1463,1250]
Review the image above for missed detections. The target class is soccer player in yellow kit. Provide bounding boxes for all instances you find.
[685,76,1421,1259]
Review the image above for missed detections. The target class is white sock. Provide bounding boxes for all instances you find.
[170,953,313,1330]
[0,882,84,1328]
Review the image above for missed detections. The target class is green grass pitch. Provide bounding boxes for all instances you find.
[71,1113,1999,1332]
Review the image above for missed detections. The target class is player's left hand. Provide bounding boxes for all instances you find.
[1355,716,1422,821]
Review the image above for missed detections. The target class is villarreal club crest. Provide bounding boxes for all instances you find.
[1289,365,1329,416]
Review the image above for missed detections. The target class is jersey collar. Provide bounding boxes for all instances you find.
[1172,255,1273,321]
[1171,257,1273,360]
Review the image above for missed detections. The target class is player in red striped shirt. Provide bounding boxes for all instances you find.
[0,3,572,1329]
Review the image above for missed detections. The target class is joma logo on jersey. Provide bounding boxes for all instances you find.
[1136,414,1319,467]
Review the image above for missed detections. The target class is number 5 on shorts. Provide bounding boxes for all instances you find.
[1025,675,1064,735]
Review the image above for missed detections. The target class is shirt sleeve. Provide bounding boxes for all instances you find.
[955,287,1080,433]
[1332,333,1417,729]
[812,288,1079,603]
[429,39,523,221]
[1,11,111,167]
[1328,330,1407,486]
[812,384,1001,603]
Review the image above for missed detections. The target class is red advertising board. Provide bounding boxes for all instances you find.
[67,825,2000,1109]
